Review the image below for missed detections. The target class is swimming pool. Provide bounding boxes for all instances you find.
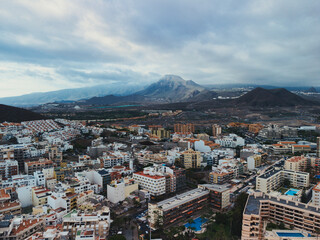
[184,217,208,231]
[285,188,300,196]
[276,232,304,237]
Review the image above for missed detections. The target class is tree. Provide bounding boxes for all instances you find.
[109,235,126,240]
[301,189,308,203]
[283,178,291,188]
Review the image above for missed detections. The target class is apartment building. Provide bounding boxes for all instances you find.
[0,200,21,215]
[209,170,234,184]
[242,191,320,240]
[99,151,130,168]
[212,124,222,137]
[133,170,166,197]
[0,217,45,240]
[292,145,311,154]
[31,186,52,206]
[107,178,138,204]
[256,169,309,193]
[1,174,36,188]
[0,160,18,179]
[24,159,54,175]
[48,184,78,211]
[198,184,231,210]
[151,128,171,140]
[215,134,245,148]
[62,207,111,240]
[180,149,201,169]
[312,182,320,207]
[247,155,262,170]
[148,188,209,228]
[174,123,195,133]
[284,156,308,172]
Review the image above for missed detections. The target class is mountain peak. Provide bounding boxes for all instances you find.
[160,74,185,81]
[135,75,206,102]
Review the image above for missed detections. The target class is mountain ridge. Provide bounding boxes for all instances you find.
[81,75,218,105]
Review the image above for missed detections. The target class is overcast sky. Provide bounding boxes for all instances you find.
[0,0,319,97]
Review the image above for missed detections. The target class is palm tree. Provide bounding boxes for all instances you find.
[316,228,320,240]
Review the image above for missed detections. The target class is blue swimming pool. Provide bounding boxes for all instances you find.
[285,188,300,196]
[276,232,304,237]
[184,217,208,231]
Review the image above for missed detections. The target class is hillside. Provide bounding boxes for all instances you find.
[82,94,147,105]
[0,104,44,122]
[0,83,146,107]
[233,87,315,107]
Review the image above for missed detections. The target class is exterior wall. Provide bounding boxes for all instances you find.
[256,170,309,193]
[124,183,138,198]
[180,149,201,169]
[16,186,33,207]
[242,193,320,239]
[107,182,125,204]
[133,173,166,196]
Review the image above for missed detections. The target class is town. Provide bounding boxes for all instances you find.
[0,117,320,240]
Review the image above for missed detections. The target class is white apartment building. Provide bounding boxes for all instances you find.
[107,178,138,204]
[99,151,131,168]
[34,171,46,187]
[62,207,111,239]
[1,174,36,188]
[215,134,245,148]
[133,169,166,196]
[247,155,262,170]
[256,169,309,193]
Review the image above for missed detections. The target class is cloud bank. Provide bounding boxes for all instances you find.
[0,0,319,97]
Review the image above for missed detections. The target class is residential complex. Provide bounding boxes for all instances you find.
[256,169,309,193]
[242,191,320,240]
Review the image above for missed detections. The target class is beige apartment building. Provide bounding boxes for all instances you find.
[180,149,201,169]
[242,191,320,240]
[284,156,308,171]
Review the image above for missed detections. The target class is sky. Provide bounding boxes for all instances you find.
[0,0,320,97]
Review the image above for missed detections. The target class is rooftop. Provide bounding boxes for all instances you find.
[244,192,320,216]
[134,171,165,180]
[154,188,209,211]
[199,184,231,192]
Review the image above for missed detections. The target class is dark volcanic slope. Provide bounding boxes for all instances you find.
[0,104,44,122]
[83,94,147,105]
[234,87,315,107]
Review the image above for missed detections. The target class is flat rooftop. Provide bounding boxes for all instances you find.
[199,184,230,192]
[155,188,209,211]
[244,193,320,216]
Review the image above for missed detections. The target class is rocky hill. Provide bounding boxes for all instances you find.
[233,87,315,107]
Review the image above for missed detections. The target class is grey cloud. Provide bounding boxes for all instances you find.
[0,0,319,96]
